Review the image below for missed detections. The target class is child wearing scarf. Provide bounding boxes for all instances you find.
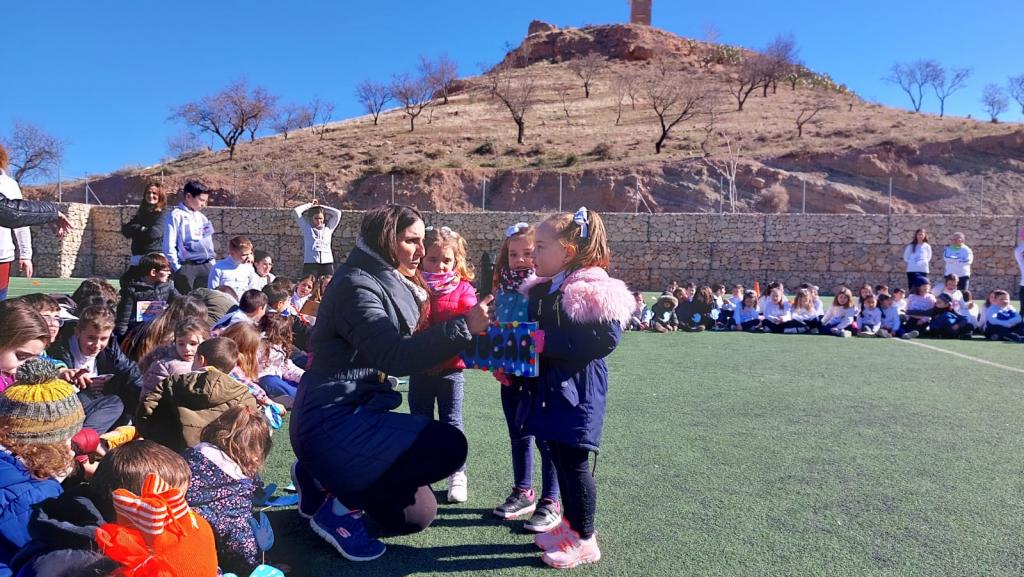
[409,226,478,504]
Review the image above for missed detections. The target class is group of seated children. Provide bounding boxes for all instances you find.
[0,268,324,575]
[630,275,1024,341]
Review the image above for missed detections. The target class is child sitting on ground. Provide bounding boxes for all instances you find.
[221,322,288,413]
[790,289,820,333]
[114,252,180,341]
[879,293,918,339]
[933,273,964,305]
[856,293,886,337]
[820,287,857,337]
[927,294,973,339]
[0,359,85,576]
[628,291,651,331]
[48,305,142,432]
[256,314,305,401]
[904,280,937,336]
[957,290,980,332]
[649,293,679,332]
[891,287,908,313]
[733,290,763,332]
[185,406,272,575]
[213,289,268,333]
[141,317,210,395]
[983,290,1024,341]
[137,337,258,452]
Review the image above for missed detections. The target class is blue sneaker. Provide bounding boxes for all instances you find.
[291,461,327,519]
[310,502,387,562]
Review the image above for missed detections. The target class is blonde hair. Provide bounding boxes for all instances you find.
[492,224,534,292]
[538,209,611,270]
[792,288,814,312]
[423,227,475,282]
[220,322,259,380]
[200,406,271,478]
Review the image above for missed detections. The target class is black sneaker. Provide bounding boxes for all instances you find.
[524,498,563,533]
[493,487,537,519]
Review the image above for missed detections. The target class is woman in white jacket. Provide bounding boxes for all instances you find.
[903,228,931,290]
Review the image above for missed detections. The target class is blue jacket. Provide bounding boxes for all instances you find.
[290,240,473,494]
[517,267,634,452]
[0,451,63,577]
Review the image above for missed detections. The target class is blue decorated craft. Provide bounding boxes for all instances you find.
[461,321,540,377]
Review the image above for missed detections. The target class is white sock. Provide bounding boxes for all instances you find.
[331,498,351,516]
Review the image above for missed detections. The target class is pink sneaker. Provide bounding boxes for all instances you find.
[534,518,571,550]
[541,532,601,569]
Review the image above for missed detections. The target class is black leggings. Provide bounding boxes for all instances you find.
[549,441,597,540]
[336,420,467,536]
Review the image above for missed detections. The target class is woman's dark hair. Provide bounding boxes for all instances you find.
[910,228,928,249]
[360,204,423,267]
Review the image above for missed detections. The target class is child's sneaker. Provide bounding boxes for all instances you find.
[901,330,919,340]
[534,518,573,550]
[877,329,892,338]
[493,487,536,519]
[839,330,852,338]
[310,502,386,562]
[524,499,562,533]
[855,331,872,338]
[541,531,601,569]
[447,471,468,503]
[291,461,328,519]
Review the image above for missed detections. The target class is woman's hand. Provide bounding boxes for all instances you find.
[465,294,494,334]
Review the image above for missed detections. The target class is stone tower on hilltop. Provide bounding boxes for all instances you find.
[630,0,652,25]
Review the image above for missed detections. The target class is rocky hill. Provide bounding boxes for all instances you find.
[35,22,1024,214]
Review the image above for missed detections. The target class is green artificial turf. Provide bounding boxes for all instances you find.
[14,278,1024,576]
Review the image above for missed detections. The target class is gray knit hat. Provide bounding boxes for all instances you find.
[0,358,84,445]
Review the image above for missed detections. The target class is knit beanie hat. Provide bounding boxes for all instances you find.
[96,472,219,577]
[0,358,84,445]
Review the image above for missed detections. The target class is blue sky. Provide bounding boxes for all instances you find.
[3,0,1021,180]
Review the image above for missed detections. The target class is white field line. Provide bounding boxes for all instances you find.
[894,338,1024,375]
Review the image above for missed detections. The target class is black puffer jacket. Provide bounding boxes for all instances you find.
[114,278,180,339]
[120,207,164,258]
[290,239,473,493]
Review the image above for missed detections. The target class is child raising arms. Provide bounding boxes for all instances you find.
[409,226,478,504]
[518,207,634,569]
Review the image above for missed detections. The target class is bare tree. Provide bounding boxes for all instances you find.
[390,73,434,132]
[929,65,971,117]
[884,60,941,112]
[2,122,65,184]
[785,65,807,91]
[557,87,574,126]
[795,98,834,137]
[356,80,391,125]
[612,72,635,125]
[166,131,204,159]
[567,52,605,98]
[705,132,742,212]
[170,79,272,159]
[1009,74,1024,115]
[308,98,336,140]
[729,55,766,111]
[761,34,799,96]
[486,56,538,145]
[981,83,1009,123]
[419,54,459,105]
[272,104,312,139]
[243,87,277,142]
[642,71,707,154]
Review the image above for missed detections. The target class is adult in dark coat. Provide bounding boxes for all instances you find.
[119,182,167,283]
[290,205,491,550]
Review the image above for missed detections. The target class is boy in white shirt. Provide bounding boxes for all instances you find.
[983,290,1024,342]
[208,236,259,296]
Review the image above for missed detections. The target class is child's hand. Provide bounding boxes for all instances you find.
[465,295,494,334]
[273,402,287,416]
[533,330,545,354]
[494,372,511,386]
[88,374,112,393]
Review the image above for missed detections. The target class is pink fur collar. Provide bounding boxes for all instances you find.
[519,267,635,326]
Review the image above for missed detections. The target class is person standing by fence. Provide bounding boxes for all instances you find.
[120,182,167,283]
[294,199,342,278]
[942,232,973,292]
[0,146,35,301]
[903,229,931,290]
[164,181,216,294]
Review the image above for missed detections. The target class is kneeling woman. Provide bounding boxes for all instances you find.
[289,205,491,561]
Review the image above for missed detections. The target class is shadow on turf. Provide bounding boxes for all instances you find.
[267,508,541,576]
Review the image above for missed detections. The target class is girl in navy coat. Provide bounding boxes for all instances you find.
[516,207,634,570]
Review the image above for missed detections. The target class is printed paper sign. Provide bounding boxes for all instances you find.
[135,300,167,323]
